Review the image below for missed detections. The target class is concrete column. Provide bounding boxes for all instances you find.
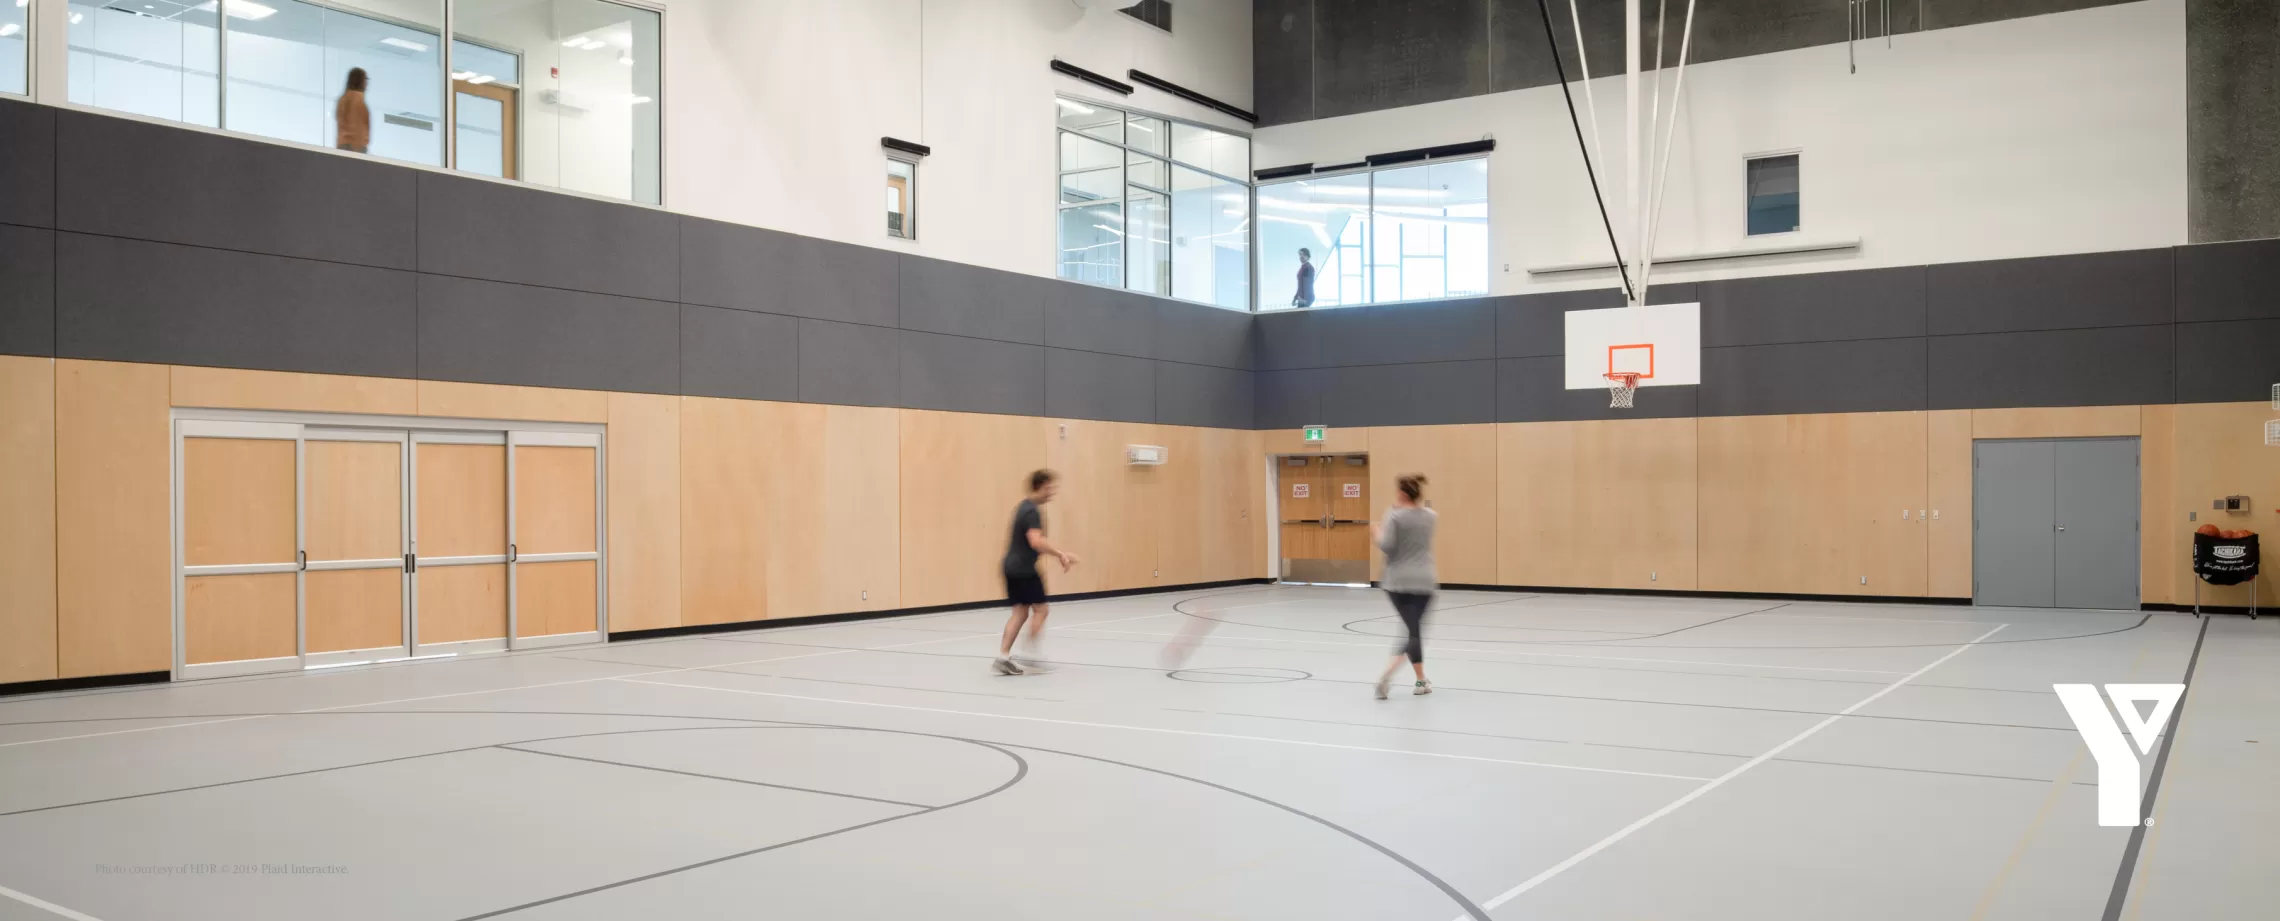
[2188,0,2280,243]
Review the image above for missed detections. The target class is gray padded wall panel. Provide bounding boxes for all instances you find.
[1157,362,1255,429]
[0,98,55,228]
[0,225,53,357]
[2174,319,2280,404]
[1497,356,1701,422]
[1045,284,1156,359]
[1699,338,1929,416]
[415,274,678,394]
[1045,349,1156,423]
[1928,325,2174,409]
[57,233,416,378]
[1254,307,1350,370]
[1156,300,1254,370]
[1320,360,1497,427]
[416,172,679,303]
[1256,369,1328,430]
[55,110,415,270]
[2174,239,2280,322]
[1350,299,1497,366]
[797,318,900,408]
[679,304,798,402]
[899,256,1045,344]
[898,330,1044,416]
[1926,248,2172,335]
[1699,266,1926,346]
[679,218,899,328]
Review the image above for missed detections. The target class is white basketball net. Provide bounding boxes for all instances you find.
[1606,372,1641,409]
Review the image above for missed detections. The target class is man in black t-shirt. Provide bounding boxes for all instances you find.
[995,469,1080,675]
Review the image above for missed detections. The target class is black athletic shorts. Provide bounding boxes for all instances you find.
[1005,573,1048,606]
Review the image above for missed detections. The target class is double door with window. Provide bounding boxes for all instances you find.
[1278,454,1372,584]
[175,420,603,680]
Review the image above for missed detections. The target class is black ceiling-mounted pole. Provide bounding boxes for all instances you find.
[1533,0,1636,304]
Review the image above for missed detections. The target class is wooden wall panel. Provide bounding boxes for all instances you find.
[1154,426,1263,586]
[1498,419,1697,590]
[606,392,681,632]
[1698,413,1927,596]
[759,402,903,621]
[679,396,773,626]
[305,569,403,654]
[2138,404,2181,605]
[0,356,57,683]
[1927,409,1974,598]
[183,573,297,664]
[2168,402,2279,608]
[1368,424,1498,585]
[516,560,598,638]
[171,366,416,416]
[415,444,507,557]
[1155,426,1206,587]
[181,438,297,566]
[419,380,608,423]
[1045,419,1162,595]
[899,410,1044,609]
[56,360,172,678]
[1972,405,2140,440]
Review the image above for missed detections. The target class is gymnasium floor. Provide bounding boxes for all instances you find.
[0,586,2271,920]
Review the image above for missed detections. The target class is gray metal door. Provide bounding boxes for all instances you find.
[2055,439,2140,610]
[1974,440,2056,607]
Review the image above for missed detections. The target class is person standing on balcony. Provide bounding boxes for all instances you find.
[335,68,371,154]
[1292,248,1317,308]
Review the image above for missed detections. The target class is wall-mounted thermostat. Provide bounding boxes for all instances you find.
[1125,445,1168,466]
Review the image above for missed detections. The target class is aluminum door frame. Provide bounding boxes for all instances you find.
[173,419,305,681]
[506,429,608,650]
[299,428,413,669]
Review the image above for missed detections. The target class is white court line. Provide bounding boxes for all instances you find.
[0,609,1176,750]
[1058,627,1910,675]
[0,882,106,921]
[1752,612,1998,626]
[1452,623,2011,920]
[614,677,1714,783]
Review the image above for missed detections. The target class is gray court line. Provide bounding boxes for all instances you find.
[1344,615,1659,636]
[2100,612,2211,921]
[1169,708,2102,788]
[492,744,937,809]
[706,669,1064,702]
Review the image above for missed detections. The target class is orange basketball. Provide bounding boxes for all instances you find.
[2219,529,2243,539]
[2239,528,2258,538]
[2197,524,2222,537]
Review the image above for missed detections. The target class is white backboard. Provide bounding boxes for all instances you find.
[1563,302,1702,389]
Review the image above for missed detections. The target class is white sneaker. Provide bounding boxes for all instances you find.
[991,657,1024,676]
[1374,677,1391,700]
[1016,657,1055,674]
[1413,680,1433,696]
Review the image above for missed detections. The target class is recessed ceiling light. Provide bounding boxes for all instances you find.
[465,74,494,85]
[380,37,428,53]
[1054,98,1095,115]
[195,0,278,20]
[69,11,83,22]
[629,95,652,104]
[0,23,16,36]
[618,53,633,66]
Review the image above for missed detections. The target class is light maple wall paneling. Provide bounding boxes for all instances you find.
[516,560,599,638]
[606,392,681,632]
[821,404,901,613]
[419,380,608,423]
[305,569,403,654]
[1498,418,1698,590]
[1046,419,1162,596]
[181,437,297,566]
[1155,426,1263,586]
[1971,405,2141,440]
[415,444,508,557]
[2170,403,2280,608]
[416,564,508,644]
[1262,426,1369,455]
[1367,425,1498,585]
[0,356,57,683]
[183,573,297,665]
[762,402,902,622]
[899,410,1045,609]
[1698,413,1928,596]
[679,396,774,626]
[171,366,417,415]
[55,360,172,678]
[1156,426,1206,586]
[2139,404,2180,605]
[1238,430,1270,581]
[1927,409,1975,598]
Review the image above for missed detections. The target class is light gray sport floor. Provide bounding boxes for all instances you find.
[1,586,2274,920]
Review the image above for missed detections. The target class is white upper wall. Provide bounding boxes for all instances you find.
[660,0,1252,279]
[1251,0,2186,295]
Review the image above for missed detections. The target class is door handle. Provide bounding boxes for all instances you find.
[509,543,518,563]
[2056,525,2066,532]
[298,550,307,571]
[405,552,417,574]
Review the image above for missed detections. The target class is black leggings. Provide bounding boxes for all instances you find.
[1388,591,1432,662]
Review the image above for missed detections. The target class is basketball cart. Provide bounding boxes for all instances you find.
[2191,531,2260,619]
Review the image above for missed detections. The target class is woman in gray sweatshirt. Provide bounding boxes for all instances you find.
[1374,474,1438,698]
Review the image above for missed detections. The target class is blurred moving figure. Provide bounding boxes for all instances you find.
[1374,474,1437,699]
[335,68,371,154]
[994,469,1079,676]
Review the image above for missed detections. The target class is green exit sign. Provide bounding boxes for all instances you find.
[1301,425,1327,443]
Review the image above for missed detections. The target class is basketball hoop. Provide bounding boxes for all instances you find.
[1605,372,1641,409]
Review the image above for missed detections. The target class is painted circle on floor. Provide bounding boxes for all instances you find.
[1166,666,1312,684]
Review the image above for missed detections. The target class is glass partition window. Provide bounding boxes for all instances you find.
[1256,157,1488,310]
[1055,96,1250,310]
[1,0,26,96]
[1747,153,1800,236]
[886,157,915,239]
[63,0,661,205]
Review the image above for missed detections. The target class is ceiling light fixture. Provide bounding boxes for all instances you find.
[69,11,82,23]
[196,0,278,20]
[465,74,495,85]
[629,95,652,104]
[618,53,633,66]
[1053,98,1095,115]
[379,37,428,53]
[0,23,16,36]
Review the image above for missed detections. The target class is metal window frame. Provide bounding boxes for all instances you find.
[886,153,918,241]
[1251,153,1492,311]
[1744,149,1803,238]
[1055,93,1252,308]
